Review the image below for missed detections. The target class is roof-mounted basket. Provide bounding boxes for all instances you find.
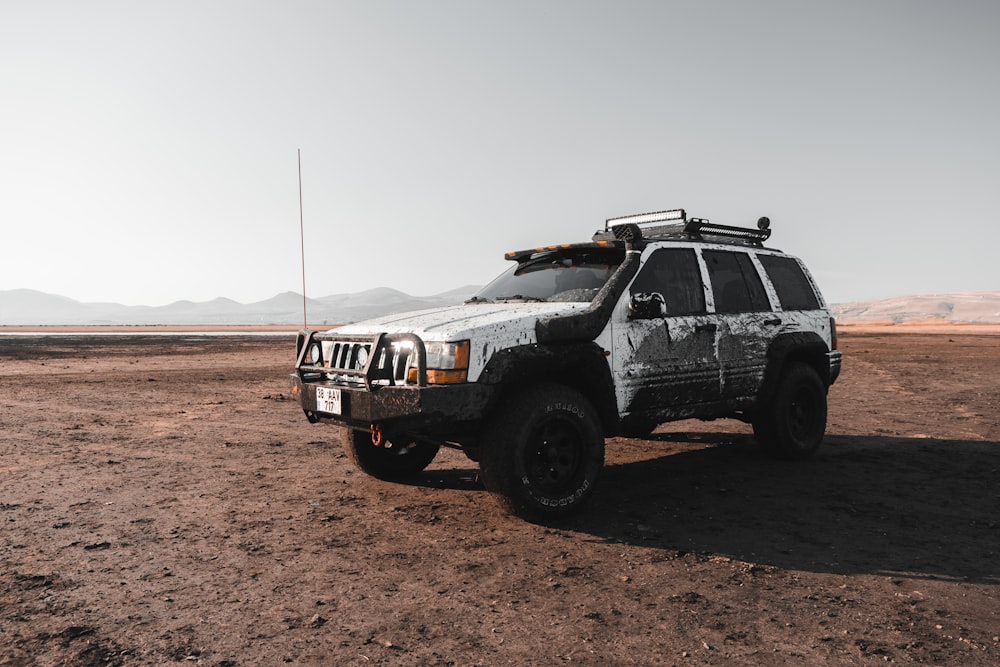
[599,209,772,247]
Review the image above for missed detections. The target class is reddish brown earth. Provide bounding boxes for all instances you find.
[1,332,997,665]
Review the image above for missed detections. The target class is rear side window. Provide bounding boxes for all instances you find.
[758,255,821,311]
[703,250,770,313]
[630,248,706,316]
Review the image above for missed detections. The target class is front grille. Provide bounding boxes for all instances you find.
[295,330,426,389]
[328,341,369,374]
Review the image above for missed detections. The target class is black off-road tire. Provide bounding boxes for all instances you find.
[340,427,440,480]
[479,383,605,520]
[752,362,827,460]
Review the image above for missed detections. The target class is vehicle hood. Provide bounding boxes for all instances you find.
[328,301,591,342]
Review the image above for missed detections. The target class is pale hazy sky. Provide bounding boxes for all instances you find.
[2,1,998,307]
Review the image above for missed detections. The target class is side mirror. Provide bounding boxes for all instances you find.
[629,292,666,320]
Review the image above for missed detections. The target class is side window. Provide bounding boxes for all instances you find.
[758,255,821,310]
[703,250,770,314]
[630,248,706,316]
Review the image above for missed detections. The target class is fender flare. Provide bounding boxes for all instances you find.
[757,332,832,406]
[478,342,619,435]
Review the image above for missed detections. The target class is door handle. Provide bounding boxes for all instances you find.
[695,323,717,334]
[764,317,782,326]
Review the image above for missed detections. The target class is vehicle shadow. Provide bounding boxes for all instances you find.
[561,432,1000,584]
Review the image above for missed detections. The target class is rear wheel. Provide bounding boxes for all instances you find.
[480,384,604,520]
[753,362,827,460]
[340,427,440,480]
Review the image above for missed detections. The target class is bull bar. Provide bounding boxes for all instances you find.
[294,329,427,390]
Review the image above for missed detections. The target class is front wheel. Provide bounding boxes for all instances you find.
[340,427,440,480]
[753,362,827,460]
[480,384,605,520]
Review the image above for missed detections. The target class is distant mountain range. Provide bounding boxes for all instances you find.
[1,288,997,326]
[831,291,1000,324]
[0,286,481,326]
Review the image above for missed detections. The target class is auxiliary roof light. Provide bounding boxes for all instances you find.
[606,209,686,228]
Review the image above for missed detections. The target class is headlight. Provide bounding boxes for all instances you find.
[425,341,469,369]
[308,342,323,366]
[408,340,470,384]
[355,345,369,368]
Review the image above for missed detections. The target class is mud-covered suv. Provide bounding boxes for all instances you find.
[291,209,842,519]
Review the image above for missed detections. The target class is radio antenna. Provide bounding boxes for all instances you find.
[298,149,307,328]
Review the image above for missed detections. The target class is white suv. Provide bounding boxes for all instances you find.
[291,209,842,520]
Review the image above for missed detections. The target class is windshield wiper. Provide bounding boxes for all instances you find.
[495,294,547,303]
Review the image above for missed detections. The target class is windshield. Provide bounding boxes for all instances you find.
[473,248,623,303]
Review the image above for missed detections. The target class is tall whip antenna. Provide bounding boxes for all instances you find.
[298,149,307,328]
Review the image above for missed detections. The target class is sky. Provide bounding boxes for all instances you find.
[1,1,998,307]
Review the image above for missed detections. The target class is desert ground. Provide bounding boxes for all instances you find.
[1,329,997,665]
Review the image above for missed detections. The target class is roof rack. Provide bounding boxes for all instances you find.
[597,209,772,247]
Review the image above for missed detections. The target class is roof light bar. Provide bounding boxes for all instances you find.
[684,218,771,242]
[606,209,686,229]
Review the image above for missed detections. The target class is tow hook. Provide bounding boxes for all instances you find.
[370,423,386,447]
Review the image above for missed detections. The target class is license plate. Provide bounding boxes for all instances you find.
[315,386,342,415]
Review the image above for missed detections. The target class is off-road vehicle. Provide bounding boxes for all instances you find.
[290,209,842,519]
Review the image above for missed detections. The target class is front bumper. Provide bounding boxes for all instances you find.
[290,374,492,428]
